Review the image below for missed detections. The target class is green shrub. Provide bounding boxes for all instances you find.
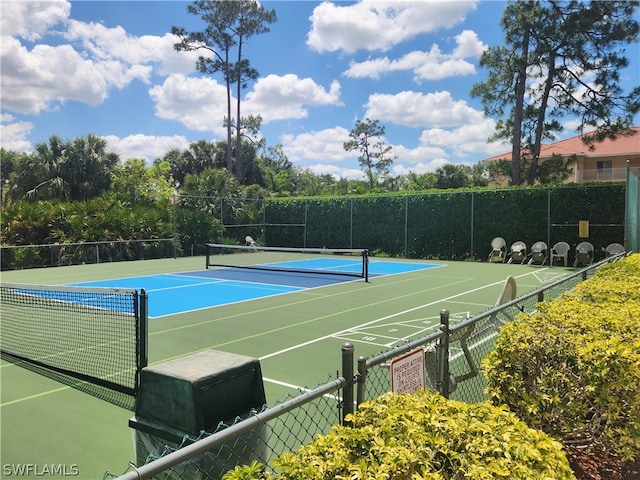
[223,390,575,480]
[483,253,640,460]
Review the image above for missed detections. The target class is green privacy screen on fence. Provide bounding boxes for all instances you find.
[260,184,628,260]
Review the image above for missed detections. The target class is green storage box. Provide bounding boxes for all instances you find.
[129,349,268,474]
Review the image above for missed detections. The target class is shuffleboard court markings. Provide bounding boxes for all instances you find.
[262,269,546,368]
[532,269,572,283]
[335,311,473,348]
[449,299,494,308]
[262,377,341,401]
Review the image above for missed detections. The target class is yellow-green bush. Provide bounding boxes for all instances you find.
[223,390,575,480]
[483,253,640,460]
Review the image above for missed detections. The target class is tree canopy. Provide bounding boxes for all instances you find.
[172,0,276,180]
[6,134,117,202]
[343,118,397,190]
[472,0,640,185]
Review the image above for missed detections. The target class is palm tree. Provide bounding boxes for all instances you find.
[10,134,118,202]
[17,135,68,201]
[64,134,118,200]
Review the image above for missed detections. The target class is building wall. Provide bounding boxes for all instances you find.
[574,155,640,183]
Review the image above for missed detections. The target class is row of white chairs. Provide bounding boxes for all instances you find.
[488,238,625,267]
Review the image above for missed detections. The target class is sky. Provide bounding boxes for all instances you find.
[1,0,639,181]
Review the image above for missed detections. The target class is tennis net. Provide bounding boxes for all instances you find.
[206,243,369,281]
[0,283,148,404]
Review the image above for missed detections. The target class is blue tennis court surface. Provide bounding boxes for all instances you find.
[69,259,443,317]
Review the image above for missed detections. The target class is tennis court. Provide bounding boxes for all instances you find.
[0,251,574,479]
[65,253,440,317]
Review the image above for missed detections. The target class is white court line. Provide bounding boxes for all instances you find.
[262,377,341,401]
[259,269,547,361]
[163,273,305,291]
[148,279,229,293]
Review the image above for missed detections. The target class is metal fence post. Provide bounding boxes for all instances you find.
[173,192,177,259]
[341,343,354,425]
[404,195,409,257]
[438,309,450,398]
[356,356,367,409]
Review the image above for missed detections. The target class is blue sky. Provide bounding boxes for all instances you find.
[1,1,639,180]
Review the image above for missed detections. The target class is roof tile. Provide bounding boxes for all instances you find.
[484,126,640,162]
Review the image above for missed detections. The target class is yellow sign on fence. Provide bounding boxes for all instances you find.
[579,220,590,238]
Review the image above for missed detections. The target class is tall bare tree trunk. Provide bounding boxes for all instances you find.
[235,36,243,182]
[511,28,529,186]
[528,51,556,185]
[226,71,233,173]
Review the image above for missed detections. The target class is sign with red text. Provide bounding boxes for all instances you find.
[390,348,426,394]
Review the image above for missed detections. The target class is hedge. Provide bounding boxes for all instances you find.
[483,253,640,460]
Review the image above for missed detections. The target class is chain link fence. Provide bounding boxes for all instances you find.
[106,254,625,480]
[106,375,347,480]
[360,257,604,407]
[0,239,175,269]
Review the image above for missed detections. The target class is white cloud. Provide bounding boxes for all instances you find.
[275,117,504,179]
[392,143,449,165]
[0,114,33,152]
[308,163,366,181]
[278,125,369,180]
[0,36,108,114]
[365,90,486,128]
[64,20,201,78]
[343,29,485,81]
[148,73,343,135]
[278,113,502,179]
[344,48,476,81]
[281,126,352,164]
[103,134,191,163]
[245,74,342,122]
[417,121,507,159]
[412,57,477,81]
[452,30,487,58]
[148,74,229,137]
[308,0,478,53]
[0,5,204,116]
[392,159,449,176]
[391,128,502,174]
[0,0,71,41]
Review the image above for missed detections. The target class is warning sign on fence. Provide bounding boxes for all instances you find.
[390,348,426,394]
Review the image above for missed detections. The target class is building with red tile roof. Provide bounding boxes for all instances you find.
[483,126,640,184]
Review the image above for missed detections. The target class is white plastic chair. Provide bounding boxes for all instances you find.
[550,242,570,267]
[573,241,594,267]
[605,243,625,256]
[507,241,527,264]
[488,237,507,263]
[528,241,548,265]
